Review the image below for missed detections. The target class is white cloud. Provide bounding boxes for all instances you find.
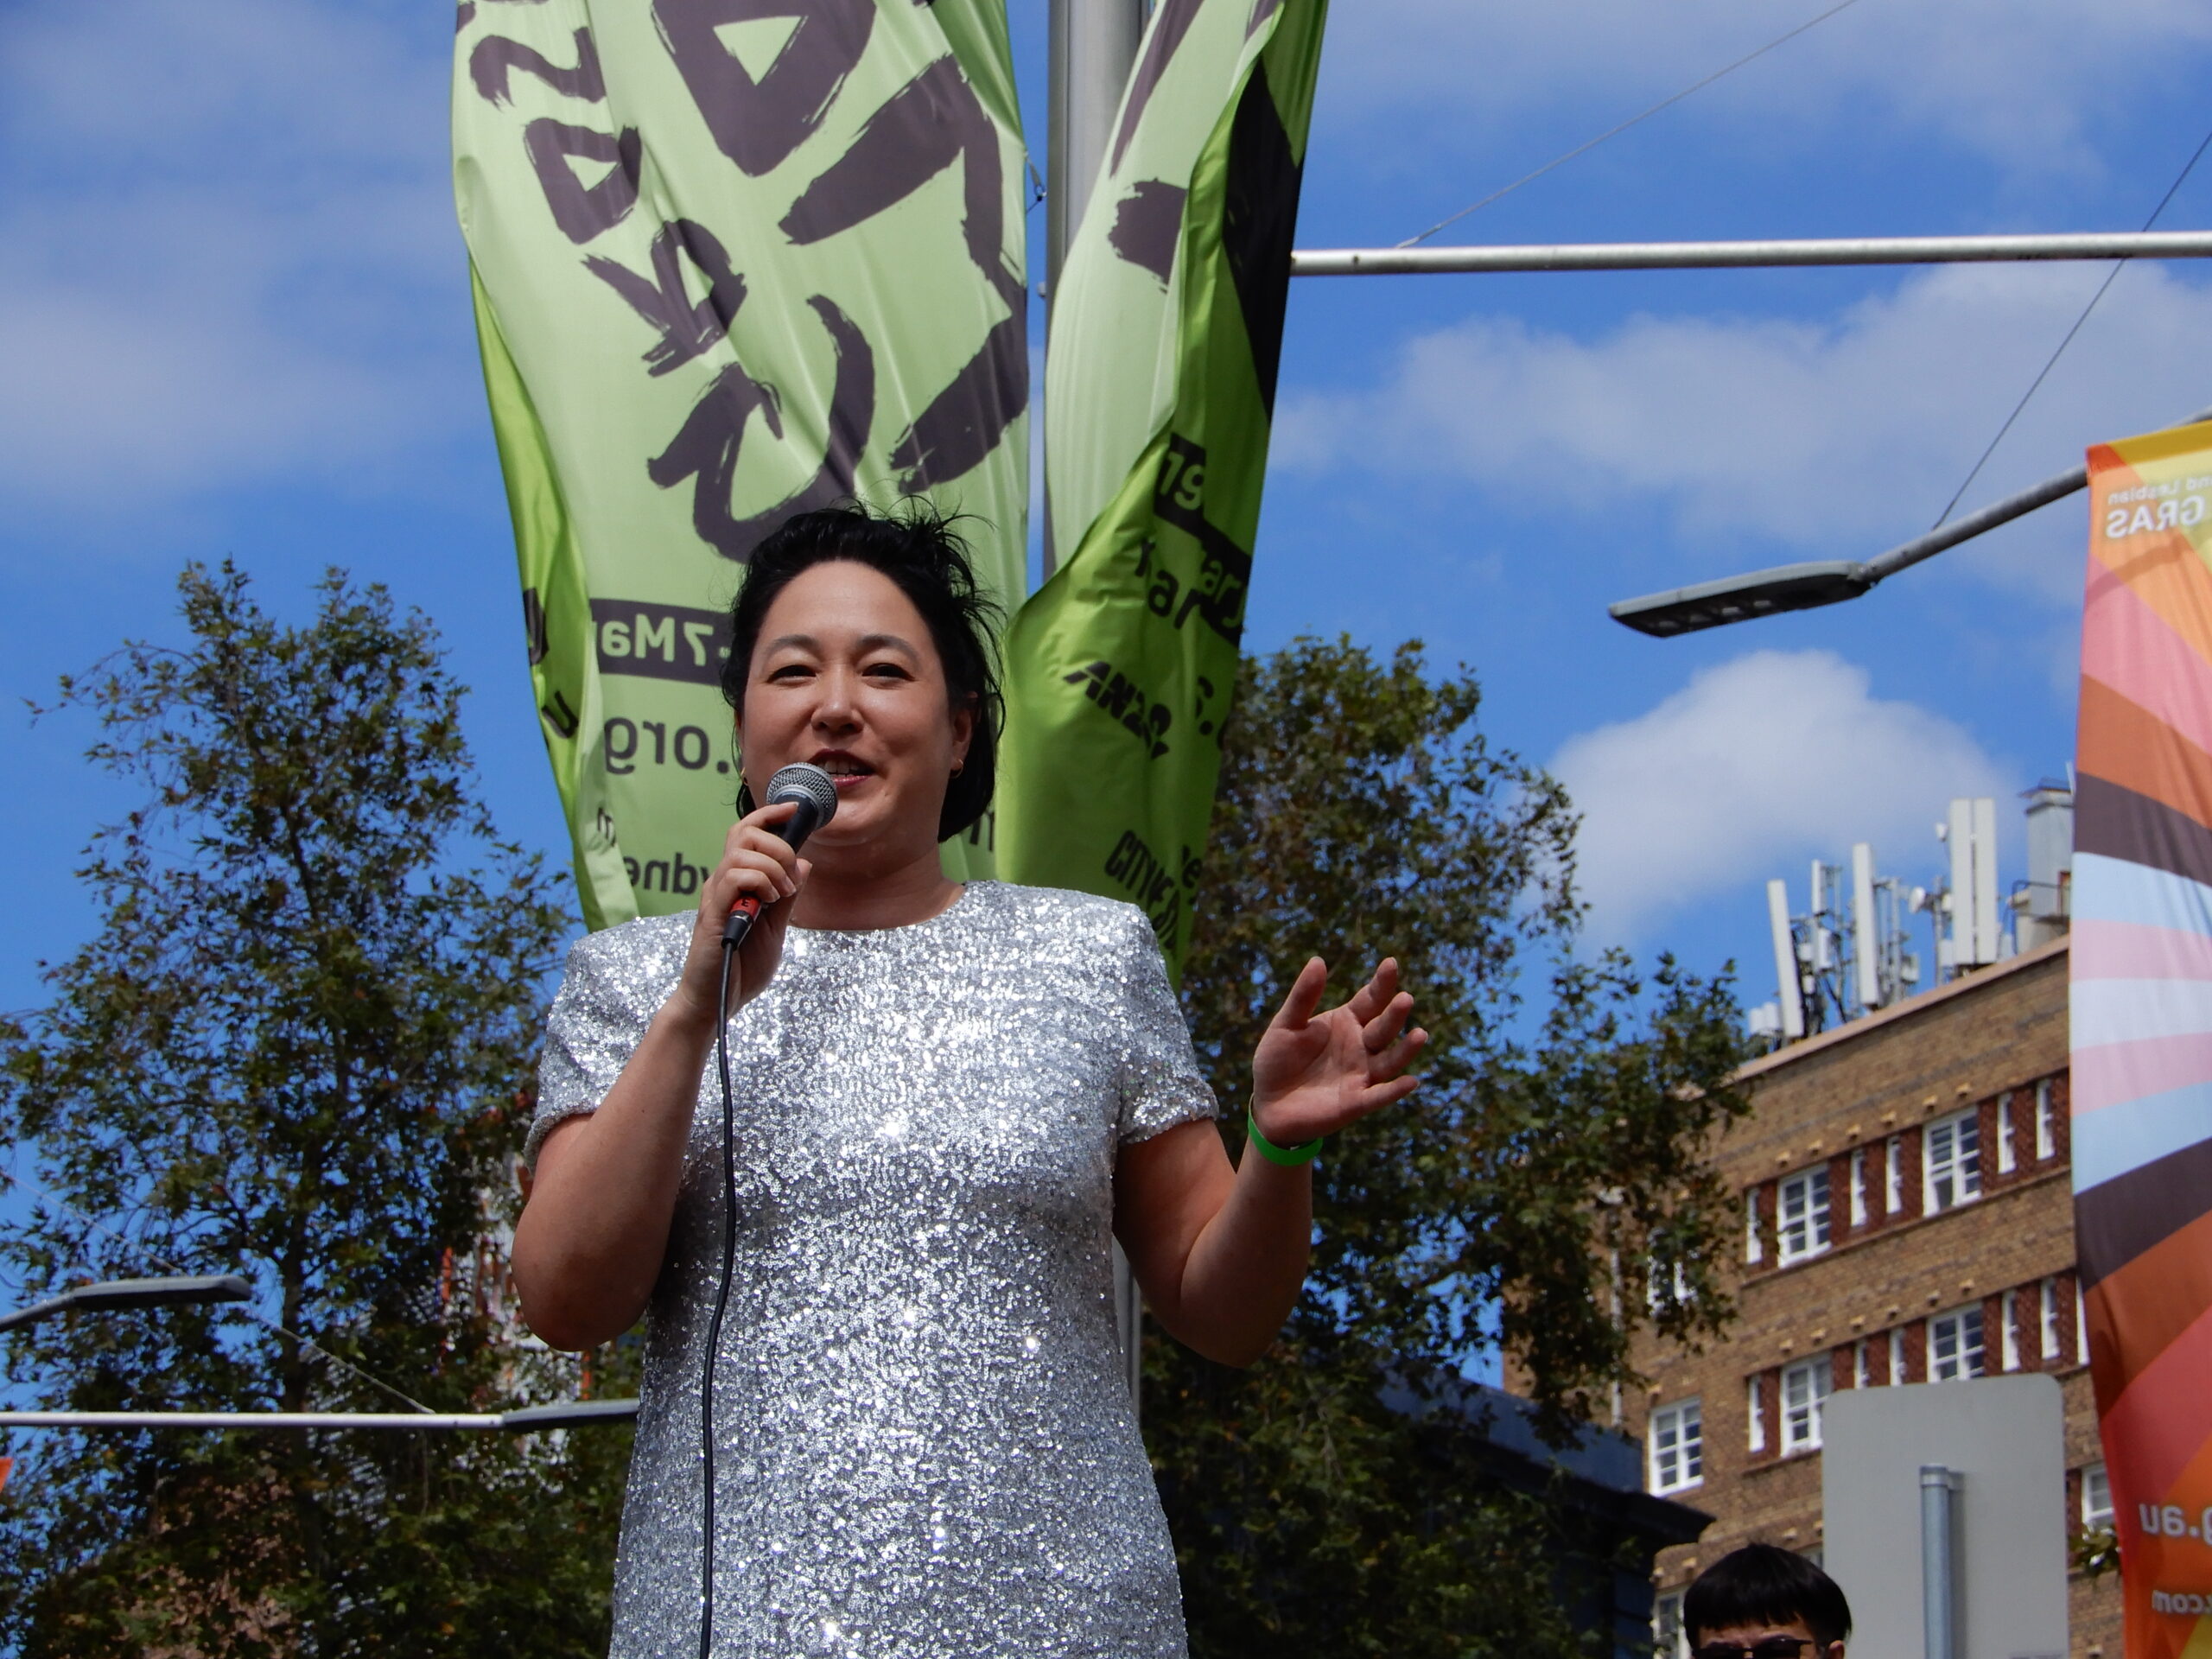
[1319,0,2212,177]
[1550,649,2011,941]
[0,0,474,519]
[1280,262,2212,604]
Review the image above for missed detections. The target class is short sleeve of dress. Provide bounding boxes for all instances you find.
[526,933,654,1169]
[1109,906,1218,1146]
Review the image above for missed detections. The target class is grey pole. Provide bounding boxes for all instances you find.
[1291,229,2212,277]
[1043,0,1145,582]
[1921,1465,1965,1659]
[1046,0,1149,1408]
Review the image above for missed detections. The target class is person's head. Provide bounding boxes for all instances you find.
[1683,1544,1851,1659]
[720,504,1001,871]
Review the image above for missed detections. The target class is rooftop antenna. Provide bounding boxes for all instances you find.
[1767,878,1807,1041]
[1852,842,1883,1011]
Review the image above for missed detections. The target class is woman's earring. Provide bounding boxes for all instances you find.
[951,758,965,778]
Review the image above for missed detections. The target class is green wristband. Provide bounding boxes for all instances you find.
[1247,1104,1323,1167]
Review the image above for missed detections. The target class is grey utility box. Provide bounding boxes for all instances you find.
[1824,1376,2068,1659]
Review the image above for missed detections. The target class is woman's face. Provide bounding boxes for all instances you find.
[736,560,971,869]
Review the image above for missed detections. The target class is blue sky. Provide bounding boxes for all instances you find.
[3,0,2211,1019]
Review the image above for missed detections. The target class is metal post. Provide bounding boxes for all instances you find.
[1047,0,1149,1408]
[1044,0,1145,582]
[1921,1465,1965,1659]
[1290,229,2212,277]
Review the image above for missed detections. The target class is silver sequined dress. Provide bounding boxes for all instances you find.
[529,881,1216,1658]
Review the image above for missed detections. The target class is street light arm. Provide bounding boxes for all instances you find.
[1610,402,2212,637]
[0,1274,252,1334]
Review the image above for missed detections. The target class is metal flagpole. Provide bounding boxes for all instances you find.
[0,1400,639,1433]
[1046,0,1149,1408]
[1289,229,2212,276]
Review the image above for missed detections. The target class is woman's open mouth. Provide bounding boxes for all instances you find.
[812,751,875,791]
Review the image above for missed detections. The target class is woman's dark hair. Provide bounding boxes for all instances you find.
[721,503,1003,843]
[1683,1544,1853,1649]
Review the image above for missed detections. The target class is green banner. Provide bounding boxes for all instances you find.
[1000,0,1328,974]
[453,0,1028,929]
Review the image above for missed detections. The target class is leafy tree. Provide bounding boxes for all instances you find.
[0,563,629,1656]
[1155,637,1751,1658]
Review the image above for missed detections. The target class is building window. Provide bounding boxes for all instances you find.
[1885,1135,1904,1214]
[1649,1399,1703,1494]
[1924,1109,1982,1213]
[1853,1338,1871,1388]
[2041,1278,2061,1361]
[1777,1167,1832,1264]
[1655,1592,1687,1659]
[2000,1288,2020,1371]
[1747,1375,1766,1453]
[2076,1276,2090,1364]
[1997,1097,2017,1174]
[1647,1257,1693,1313]
[1890,1326,1907,1383]
[2036,1079,2057,1160]
[1929,1305,1986,1382]
[1781,1357,1832,1452]
[1849,1148,1868,1229]
[1745,1189,1764,1264]
[2083,1462,2114,1529]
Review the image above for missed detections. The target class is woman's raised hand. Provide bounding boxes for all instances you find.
[671,799,810,1030]
[1249,957,1427,1149]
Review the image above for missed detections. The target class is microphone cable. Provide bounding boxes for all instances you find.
[700,934,741,1659]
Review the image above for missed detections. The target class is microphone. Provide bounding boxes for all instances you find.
[721,762,839,948]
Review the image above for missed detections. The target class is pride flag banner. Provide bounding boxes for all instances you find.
[2075,419,2212,1659]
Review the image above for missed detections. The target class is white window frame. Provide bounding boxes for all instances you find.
[1747,1375,1766,1453]
[1849,1148,1868,1229]
[1929,1304,1986,1382]
[2076,1276,2090,1364]
[1777,1166,1833,1264]
[2041,1278,2061,1360]
[1649,1398,1703,1495]
[1780,1356,1832,1452]
[2083,1462,2114,1530]
[1885,1135,1904,1214]
[1655,1592,1688,1659]
[2036,1079,2056,1160]
[2000,1288,2020,1371]
[1853,1338,1870,1389]
[1997,1096,2018,1173]
[1745,1189,1764,1264]
[1890,1326,1907,1384]
[1924,1109,1983,1214]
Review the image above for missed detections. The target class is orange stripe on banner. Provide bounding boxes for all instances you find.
[2103,1300,2212,1518]
[2088,1207,2212,1405]
[2081,678,2212,834]
[2091,519,2212,671]
[2122,1434,2212,1659]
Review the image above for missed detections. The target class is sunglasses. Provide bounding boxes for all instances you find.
[1692,1639,1814,1659]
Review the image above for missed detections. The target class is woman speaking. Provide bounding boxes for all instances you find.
[511,505,1425,1657]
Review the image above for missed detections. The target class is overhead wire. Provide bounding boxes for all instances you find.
[1395,0,1871,249]
[1931,118,2212,528]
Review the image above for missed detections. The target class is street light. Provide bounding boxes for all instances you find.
[0,1274,253,1335]
[1609,401,2212,638]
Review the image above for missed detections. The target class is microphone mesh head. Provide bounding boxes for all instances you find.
[765,761,839,829]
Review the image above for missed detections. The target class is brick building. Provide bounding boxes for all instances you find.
[1620,934,2120,1657]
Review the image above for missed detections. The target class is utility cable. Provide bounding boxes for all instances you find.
[1933,118,2212,528]
[1396,0,1870,249]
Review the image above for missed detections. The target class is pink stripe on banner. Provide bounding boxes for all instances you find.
[2082,574,2212,761]
[2075,918,2212,982]
[2074,1033,2212,1117]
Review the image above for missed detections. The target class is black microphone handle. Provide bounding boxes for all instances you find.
[720,795,829,949]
